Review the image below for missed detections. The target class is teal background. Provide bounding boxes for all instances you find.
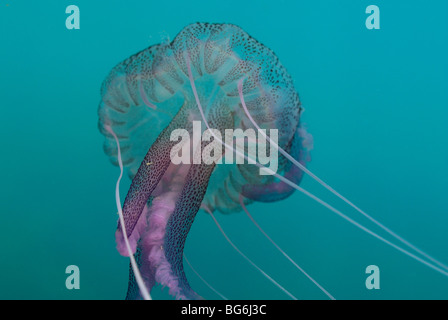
[1,0,447,299]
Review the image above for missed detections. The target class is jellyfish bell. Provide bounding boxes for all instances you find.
[98,22,309,299]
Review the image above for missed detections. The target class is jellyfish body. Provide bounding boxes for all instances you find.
[98,23,311,299]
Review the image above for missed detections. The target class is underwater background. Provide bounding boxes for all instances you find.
[1,0,447,299]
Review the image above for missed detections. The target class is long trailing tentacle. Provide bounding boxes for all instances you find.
[183,254,228,300]
[203,205,298,300]
[239,195,335,300]
[104,125,152,300]
[237,79,448,273]
[188,57,448,279]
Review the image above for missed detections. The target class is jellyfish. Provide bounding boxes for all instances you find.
[99,22,448,300]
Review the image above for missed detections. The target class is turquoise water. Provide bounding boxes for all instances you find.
[1,0,447,299]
